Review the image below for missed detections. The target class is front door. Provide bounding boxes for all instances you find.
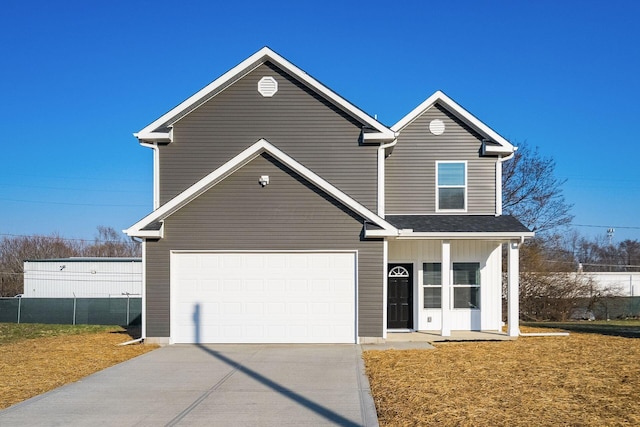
[387,264,413,329]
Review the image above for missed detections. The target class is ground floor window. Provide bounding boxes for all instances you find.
[452,262,480,309]
[423,263,441,308]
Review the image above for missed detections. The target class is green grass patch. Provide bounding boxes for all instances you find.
[523,319,640,338]
[0,323,122,345]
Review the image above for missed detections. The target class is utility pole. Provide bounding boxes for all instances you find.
[607,228,615,246]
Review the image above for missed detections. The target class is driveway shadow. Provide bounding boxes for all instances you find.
[168,303,363,426]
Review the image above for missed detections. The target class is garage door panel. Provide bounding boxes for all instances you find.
[171,252,356,343]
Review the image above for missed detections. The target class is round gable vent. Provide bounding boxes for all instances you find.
[429,119,445,135]
[258,76,278,97]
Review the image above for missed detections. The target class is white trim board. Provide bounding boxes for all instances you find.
[125,139,397,238]
[135,47,395,142]
[391,90,515,154]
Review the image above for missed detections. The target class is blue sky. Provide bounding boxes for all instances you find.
[1,0,639,243]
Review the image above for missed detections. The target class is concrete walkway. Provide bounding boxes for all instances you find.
[0,344,379,427]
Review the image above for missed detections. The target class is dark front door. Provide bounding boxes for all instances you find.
[387,264,413,329]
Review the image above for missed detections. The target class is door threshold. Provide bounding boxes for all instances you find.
[387,329,413,333]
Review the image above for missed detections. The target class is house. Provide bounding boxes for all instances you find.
[125,47,533,344]
[23,258,142,298]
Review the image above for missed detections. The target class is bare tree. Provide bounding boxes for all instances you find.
[502,143,574,234]
[83,226,140,258]
[0,226,140,297]
[0,234,79,297]
[619,240,640,272]
[517,239,594,321]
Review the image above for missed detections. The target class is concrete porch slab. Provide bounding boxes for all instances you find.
[360,330,515,350]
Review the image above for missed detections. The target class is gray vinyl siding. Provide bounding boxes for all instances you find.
[158,62,379,213]
[145,154,384,338]
[386,103,497,214]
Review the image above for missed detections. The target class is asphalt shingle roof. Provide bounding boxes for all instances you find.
[385,215,531,233]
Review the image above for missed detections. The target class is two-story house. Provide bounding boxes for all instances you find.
[125,48,533,345]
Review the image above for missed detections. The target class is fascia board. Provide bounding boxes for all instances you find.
[394,231,535,240]
[134,131,171,142]
[483,144,514,155]
[136,48,269,138]
[125,141,266,235]
[391,90,514,153]
[124,228,163,239]
[125,138,397,236]
[262,50,394,139]
[261,141,397,232]
[364,229,397,237]
[136,47,394,141]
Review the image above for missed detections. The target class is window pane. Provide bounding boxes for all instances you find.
[453,287,480,309]
[453,263,479,285]
[424,287,441,308]
[439,188,465,210]
[423,263,441,285]
[438,163,465,185]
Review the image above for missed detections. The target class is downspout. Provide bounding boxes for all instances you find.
[377,135,399,217]
[495,149,516,216]
[129,236,146,342]
[139,141,160,210]
[378,135,398,340]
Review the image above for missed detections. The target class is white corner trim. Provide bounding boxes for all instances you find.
[124,139,397,237]
[391,90,514,152]
[135,47,394,142]
[495,159,502,215]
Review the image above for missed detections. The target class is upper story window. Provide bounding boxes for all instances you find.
[436,161,467,211]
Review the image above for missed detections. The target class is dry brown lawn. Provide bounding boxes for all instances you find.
[364,326,640,426]
[0,325,157,410]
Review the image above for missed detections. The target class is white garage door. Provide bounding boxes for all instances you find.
[171,252,356,344]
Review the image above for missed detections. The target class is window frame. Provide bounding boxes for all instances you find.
[422,262,442,309]
[452,262,480,309]
[436,161,467,212]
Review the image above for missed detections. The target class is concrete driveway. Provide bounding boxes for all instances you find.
[0,344,379,426]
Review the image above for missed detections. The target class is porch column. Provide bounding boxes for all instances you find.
[507,240,520,337]
[441,240,451,336]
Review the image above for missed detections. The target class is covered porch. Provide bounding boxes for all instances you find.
[380,215,533,339]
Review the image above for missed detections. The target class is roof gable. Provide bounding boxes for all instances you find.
[124,139,397,238]
[391,91,515,156]
[135,47,395,143]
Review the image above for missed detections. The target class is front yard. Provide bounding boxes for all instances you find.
[0,324,157,410]
[3,322,639,424]
[363,321,640,426]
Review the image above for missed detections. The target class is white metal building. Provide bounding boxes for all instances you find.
[23,258,142,298]
[585,272,640,297]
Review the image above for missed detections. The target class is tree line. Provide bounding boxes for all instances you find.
[503,142,639,321]
[0,226,140,297]
[2,143,638,321]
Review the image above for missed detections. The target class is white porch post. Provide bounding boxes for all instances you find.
[441,240,451,336]
[507,240,520,337]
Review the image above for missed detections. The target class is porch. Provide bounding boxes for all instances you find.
[385,330,514,342]
[361,330,515,350]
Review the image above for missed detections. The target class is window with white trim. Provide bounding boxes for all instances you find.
[452,262,480,309]
[436,161,466,211]
[423,263,441,308]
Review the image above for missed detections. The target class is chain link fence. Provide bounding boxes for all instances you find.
[0,297,141,326]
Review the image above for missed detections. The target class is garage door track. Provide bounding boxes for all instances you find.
[0,344,378,426]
